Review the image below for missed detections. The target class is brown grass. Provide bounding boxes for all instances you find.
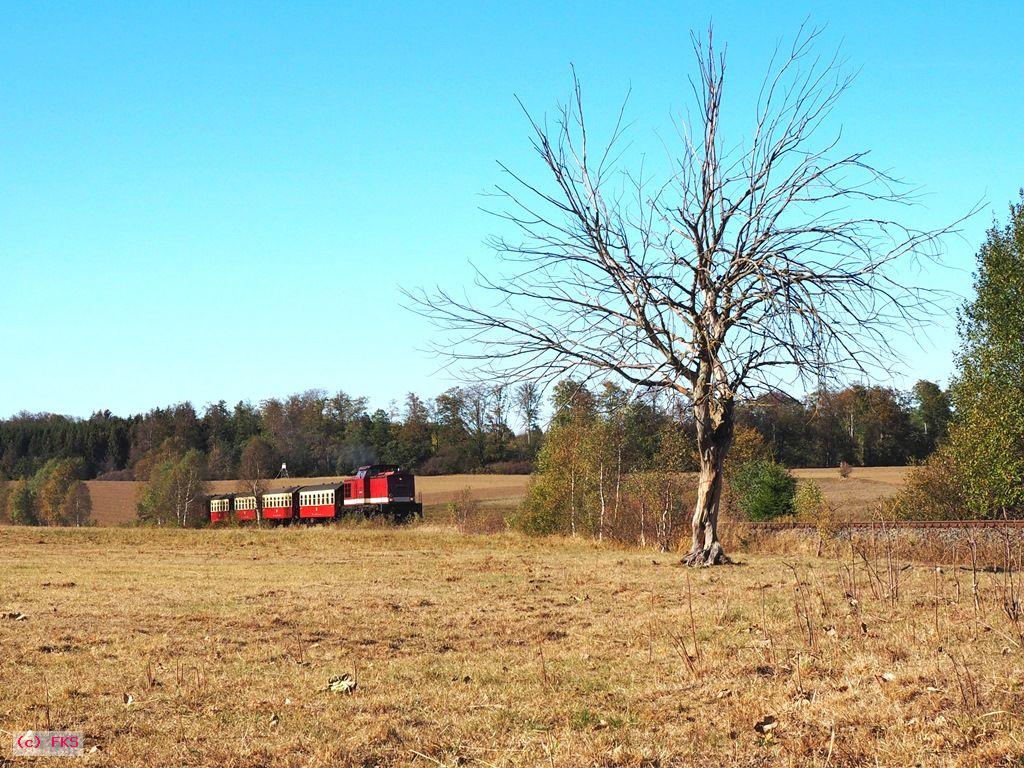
[1,524,1021,766]
[791,467,909,520]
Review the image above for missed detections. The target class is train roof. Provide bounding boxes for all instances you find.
[355,464,401,478]
[261,486,300,496]
[209,493,235,500]
[298,482,346,492]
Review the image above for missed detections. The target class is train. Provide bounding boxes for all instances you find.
[208,464,423,525]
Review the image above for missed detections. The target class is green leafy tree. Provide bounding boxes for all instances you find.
[34,457,86,525]
[945,195,1024,518]
[137,450,208,527]
[511,381,597,536]
[731,460,796,521]
[8,481,38,526]
[910,380,951,454]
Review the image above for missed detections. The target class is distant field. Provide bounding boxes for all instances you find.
[1,525,1018,766]
[52,467,910,526]
[790,466,909,519]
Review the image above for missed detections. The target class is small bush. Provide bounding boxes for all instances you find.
[886,449,966,520]
[508,477,565,535]
[447,487,479,533]
[95,469,134,481]
[482,460,534,475]
[794,480,825,521]
[838,461,853,479]
[731,460,796,521]
[418,449,463,476]
[794,480,835,548]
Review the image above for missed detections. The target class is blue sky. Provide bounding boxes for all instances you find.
[2,2,1022,418]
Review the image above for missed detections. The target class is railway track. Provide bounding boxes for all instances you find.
[735,519,1024,530]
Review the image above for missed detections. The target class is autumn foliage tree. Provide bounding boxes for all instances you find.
[137,450,208,527]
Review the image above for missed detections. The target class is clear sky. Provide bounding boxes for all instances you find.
[2,2,1022,419]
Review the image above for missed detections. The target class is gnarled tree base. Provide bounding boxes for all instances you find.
[682,540,729,567]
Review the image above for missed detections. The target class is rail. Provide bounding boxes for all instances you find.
[733,519,1024,530]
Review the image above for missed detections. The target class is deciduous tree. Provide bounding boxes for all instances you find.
[944,195,1024,518]
[409,26,964,563]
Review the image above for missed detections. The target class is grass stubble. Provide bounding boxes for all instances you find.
[1,524,1021,767]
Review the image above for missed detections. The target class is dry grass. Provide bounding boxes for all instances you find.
[791,467,909,521]
[1,525,1021,766]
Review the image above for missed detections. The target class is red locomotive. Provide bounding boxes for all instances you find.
[208,465,422,525]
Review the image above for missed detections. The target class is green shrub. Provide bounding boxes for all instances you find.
[8,482,38,526]
[731,460,796,521]
[508,477,564,535]
[794,480,836,546]
[793,480,825,521]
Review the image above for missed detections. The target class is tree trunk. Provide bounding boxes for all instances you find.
[613,443,622,532]
[569,464,577,537]
[684,403,734,567]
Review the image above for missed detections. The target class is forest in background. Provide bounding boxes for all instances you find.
[0,379,950,486]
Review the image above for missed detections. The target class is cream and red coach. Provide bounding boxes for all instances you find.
[209,494,233,524]
[234,494,258,522]
[298,483,344,520]
[261,488,298,522]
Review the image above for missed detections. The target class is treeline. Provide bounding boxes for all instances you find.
[0,386,545,483]
[509,379,950,545]
[0,379,949,488]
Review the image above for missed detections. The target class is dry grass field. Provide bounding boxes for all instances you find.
[2,525,1022,766]
[790,467,909,520]
[81,467,904,528]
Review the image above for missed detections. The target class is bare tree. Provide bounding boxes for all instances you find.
[407,24,968,565]
[239,436,279,527]
[171,451,206,528]
[61,481,93,527]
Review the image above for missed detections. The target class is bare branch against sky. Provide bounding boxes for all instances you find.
[406,23,975,565]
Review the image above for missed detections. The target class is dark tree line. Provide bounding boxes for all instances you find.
[737,381,950,468]
[0,380,949,485]
[0,386,542,482]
